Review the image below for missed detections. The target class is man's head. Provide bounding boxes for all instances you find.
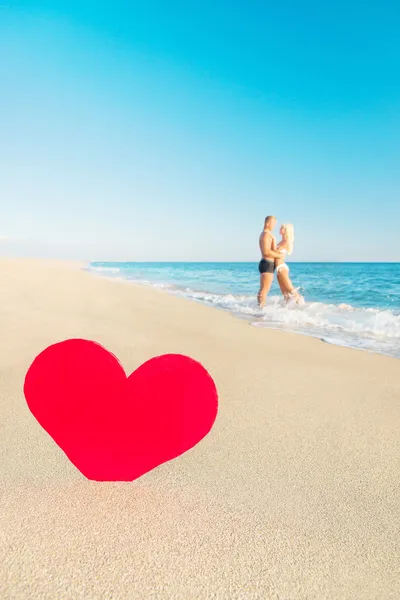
[264,215,276,231]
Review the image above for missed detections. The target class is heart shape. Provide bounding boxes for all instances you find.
[24,339,218,481]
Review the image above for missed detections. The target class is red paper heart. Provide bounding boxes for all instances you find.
[24,339,218,481]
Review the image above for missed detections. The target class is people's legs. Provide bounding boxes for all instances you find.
[277,270,290,301]
[277,269,302,303]
[257,273,273,308]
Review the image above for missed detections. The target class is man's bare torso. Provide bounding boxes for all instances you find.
[259,229,276,260]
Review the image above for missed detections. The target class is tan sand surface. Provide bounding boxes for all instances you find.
[0,258,399,600]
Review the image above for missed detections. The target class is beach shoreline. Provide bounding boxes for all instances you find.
[86,260,400,360]
[1,257,399,600]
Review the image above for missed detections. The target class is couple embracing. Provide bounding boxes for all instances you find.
[257,215,303,308]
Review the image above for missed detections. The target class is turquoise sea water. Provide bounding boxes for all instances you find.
[87,262,400,358]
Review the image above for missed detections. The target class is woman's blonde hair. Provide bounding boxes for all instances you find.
[282,223,295,255]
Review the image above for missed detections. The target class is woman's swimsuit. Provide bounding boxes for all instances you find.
[276,249,289,274]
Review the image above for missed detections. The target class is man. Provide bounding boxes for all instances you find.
[257,215,283,308]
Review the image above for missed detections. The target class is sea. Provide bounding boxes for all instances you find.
[87,262,400,359]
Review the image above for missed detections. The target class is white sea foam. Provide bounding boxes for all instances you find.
[89,266,121,274]
[171,288,399,357]
[87,264,400,358]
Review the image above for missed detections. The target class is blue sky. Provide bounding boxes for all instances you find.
[1,1,399,261]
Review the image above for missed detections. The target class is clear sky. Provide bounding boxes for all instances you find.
[1,1,399,261]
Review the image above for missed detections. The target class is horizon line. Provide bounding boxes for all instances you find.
[89,260,400,264]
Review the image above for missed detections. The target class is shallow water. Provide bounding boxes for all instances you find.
[87,262,400,359]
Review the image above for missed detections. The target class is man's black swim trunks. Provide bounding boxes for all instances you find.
[258,259,275,274]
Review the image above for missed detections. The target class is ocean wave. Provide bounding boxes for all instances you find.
[88,266,121,274]
[86,263,400,358]
[178,289,400,339]
[160,286,399,357]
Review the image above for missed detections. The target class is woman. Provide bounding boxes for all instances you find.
[275,224,303,304]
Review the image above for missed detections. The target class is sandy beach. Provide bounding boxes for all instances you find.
[0,257,399,600]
